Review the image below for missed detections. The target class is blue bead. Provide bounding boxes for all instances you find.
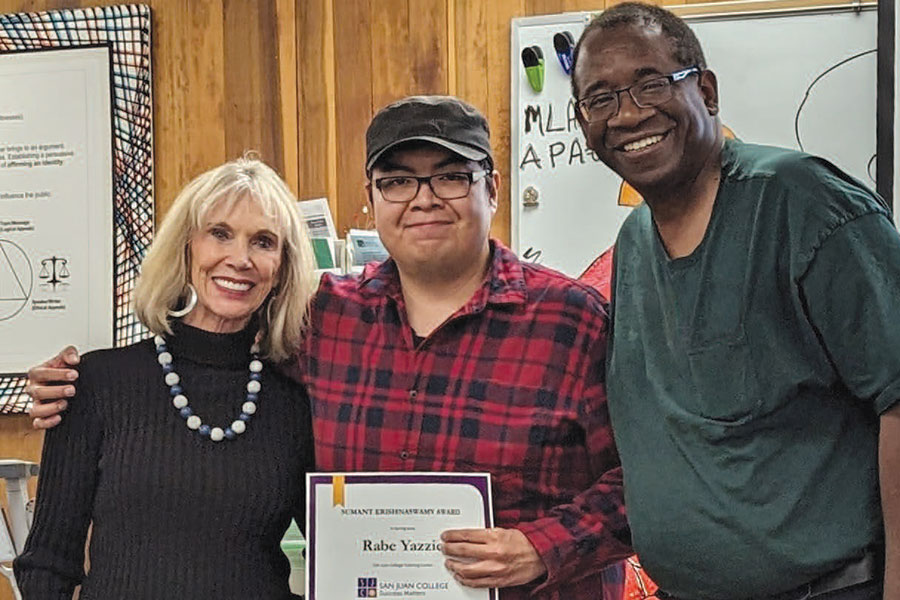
[169,385,183,396]
[239,413,252,422]
[162,364,174,374]
[156,344,167,354]
[179,406,192,419]
[249,372,262,381]
[198,425,211,437]
[225,428,236,440]
[246,393,258,403]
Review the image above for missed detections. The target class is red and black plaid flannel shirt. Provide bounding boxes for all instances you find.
[295,241,632,599]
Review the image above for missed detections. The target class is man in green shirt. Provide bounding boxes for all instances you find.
[571,3,900,600]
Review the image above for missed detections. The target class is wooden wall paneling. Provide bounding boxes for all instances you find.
[368,0,450,110]
[276,0,300,195]
[296,0,333,204]
[322,0,338,211]
[447,0,457,94]
[452,1,505,236]
[565,0,604,11]
[154,0,227,216]
[370,0,412,110]
[408,0,449,94]
[222,0,285,174]
[526,0,597,16]
[0,0,81,12]
[523,0,555,14]
[452,0,490,107]
[483,0,526,244]
[333,0,374,235]
[607,0,665,7]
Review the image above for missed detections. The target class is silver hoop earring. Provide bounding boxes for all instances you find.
[265,294,278,326]
[168,283,198,318]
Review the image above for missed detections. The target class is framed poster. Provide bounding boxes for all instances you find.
[0,5,153,413]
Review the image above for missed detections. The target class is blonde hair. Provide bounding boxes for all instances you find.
[133,155,316,361]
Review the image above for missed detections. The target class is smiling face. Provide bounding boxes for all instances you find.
[184,196,283,333]
[368,144,498,280]
[574,24,721,199]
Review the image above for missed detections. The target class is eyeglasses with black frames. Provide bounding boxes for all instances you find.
[576,66,701,123]
[373,170,489,203]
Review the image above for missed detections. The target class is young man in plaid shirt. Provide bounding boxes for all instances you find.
[28,95,632,599]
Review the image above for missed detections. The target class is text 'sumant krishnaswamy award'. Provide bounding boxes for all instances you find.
[306,472,495,599]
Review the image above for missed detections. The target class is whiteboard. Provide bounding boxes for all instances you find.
[511,5,879,277]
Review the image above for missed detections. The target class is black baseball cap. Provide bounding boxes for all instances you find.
[365,95,493,172]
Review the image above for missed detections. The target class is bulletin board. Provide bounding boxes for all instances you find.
[511,4,879,277]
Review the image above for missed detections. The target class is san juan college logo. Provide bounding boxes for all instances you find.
[358,577,377,597]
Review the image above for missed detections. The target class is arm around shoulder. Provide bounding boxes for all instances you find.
[26,345,82,429]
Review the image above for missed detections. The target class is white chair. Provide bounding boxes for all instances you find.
[0,459,40,600]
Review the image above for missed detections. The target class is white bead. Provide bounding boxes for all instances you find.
[172,394,188,409]
[242,401,257,415]
[186,415,202,430]
[247,380,261,394]
[251,343,261,354]
[157,352,172,366]
[164,372,180,386]
[249,360,263,373]
[210,427,225,442]
[154,335,165,346]
[231,420,246,434]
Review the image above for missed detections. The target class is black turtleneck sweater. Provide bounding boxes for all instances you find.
[14,321,313,599]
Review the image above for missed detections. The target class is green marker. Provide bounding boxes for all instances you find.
[521,45,545,93]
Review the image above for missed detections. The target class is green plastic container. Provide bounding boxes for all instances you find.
[281,519,306,596]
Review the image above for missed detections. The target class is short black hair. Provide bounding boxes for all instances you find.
[368,139,494,176]
[366,140,494,179]
[571,2,707,99]
[367,140,496,195]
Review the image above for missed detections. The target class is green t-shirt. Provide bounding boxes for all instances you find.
[607,139,900,599]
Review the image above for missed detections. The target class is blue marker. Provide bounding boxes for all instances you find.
[553,31,575,75]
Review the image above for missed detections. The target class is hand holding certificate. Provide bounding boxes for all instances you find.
[441,527,546,590]
[307,473,496,599]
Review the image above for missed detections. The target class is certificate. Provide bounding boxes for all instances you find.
[307,472,496,600]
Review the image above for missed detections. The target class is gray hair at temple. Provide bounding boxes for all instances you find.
[571,2,708,99]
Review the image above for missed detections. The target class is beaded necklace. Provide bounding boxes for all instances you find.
[154,334,262,442]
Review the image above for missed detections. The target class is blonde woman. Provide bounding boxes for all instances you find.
[15,157,316,599]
